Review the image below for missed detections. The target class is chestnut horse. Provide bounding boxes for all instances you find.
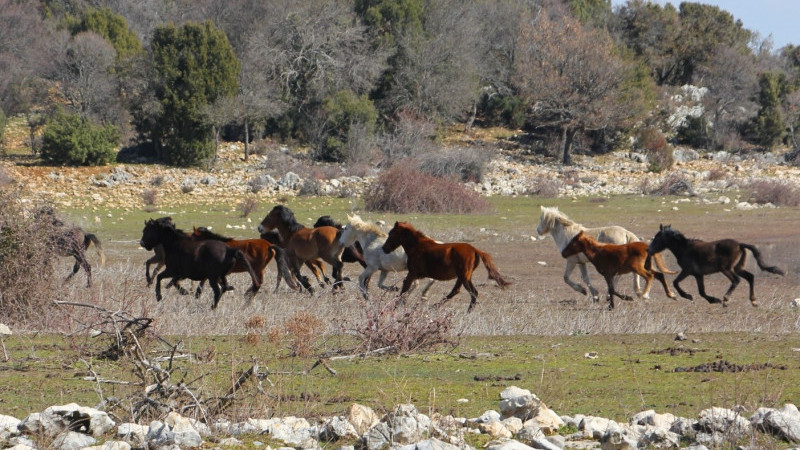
[258,205,345,293]
[381,221,511,312]
[140,218,261,309]
[647,225,784,307]
[562,231,676,310]
[191,227,298,294]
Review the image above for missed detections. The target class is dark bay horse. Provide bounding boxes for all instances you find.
[140,218,261,309]
[647,225,784,307]
[36,206,105,287]
[381,221,511,312]
[258,205,345,293]
[191,226,298,294]
[561,231,676,310]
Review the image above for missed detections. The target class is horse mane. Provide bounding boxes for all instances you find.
[273,205,305,233]
[540,206,575,229]
[348,215,387,237]
[148,217,189,239]
[195,226,232,242]
[314,215,343,229]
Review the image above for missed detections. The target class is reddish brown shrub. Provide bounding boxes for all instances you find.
[636,126,674,173]
[363,160,492,214]
[283,310,323,357]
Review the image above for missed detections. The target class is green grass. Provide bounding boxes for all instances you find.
[2,331,798,424]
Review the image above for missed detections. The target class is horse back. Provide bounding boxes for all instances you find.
[407,241,478,280]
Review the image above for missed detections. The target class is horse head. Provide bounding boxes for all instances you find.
[647,224,674,255]
[259,205,301,236]
[561,230,587,258]
[141,217,183,250]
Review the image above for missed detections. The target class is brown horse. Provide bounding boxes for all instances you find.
[647,225,784,307]
[191,227,298,294]
[258,205,345,293]
[35,206,105,287]
[562,231,676,310]
[381,221,511,312]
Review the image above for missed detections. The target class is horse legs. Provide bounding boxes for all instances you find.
[67,252,92,287]
[376,270,399,292]
[209,278,223,309]
[155,271,170,302]
[145,258,163,286]
[420,280,435,299]
[672,270,694,301]
[563,258,589,296]
[652,271,676,299]
[603,275,632,310]
[693,275,722,304]
[358,266,377,299]
[436,279,464,309]
[720,268,744,307]
[735,268,757,306]
[464,279,479,313]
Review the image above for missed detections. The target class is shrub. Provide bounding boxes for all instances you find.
[282,310,323,357]
[40,110,119,166]
[676,115,712,149]
[0,193,60,327]
[743,179,800,206]
[363,160,492,214]
[480,93,527,129]
[416,147,491,182]
[347,294,458,354]
[649,171,695,196]
[238,196,258,218]
[162,136,214,167]
[140,189,157,209]
[636,126,673,173]
[378,111,438,163]
[527,177,562,198]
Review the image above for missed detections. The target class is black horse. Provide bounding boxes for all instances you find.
[36,206,105,287]
[140,217,261,309]
[647,225,784,307]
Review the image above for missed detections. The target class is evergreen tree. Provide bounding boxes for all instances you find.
[149,21,240,166]
[752,72,786,149]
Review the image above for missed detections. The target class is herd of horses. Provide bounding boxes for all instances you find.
[51,204,786,312]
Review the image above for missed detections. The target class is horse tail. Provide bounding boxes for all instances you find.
[84,233,106,267]
[476,249,512,288]
[273,246,299,290]
[651,252,678,274]
[234,250,262,289]
[740,243,785,275]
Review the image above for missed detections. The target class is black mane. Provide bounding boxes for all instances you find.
[195,226,232,242]
[273,205,305,233]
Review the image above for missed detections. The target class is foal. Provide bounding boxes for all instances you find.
[562,231,676,310]
[647,225,784,307]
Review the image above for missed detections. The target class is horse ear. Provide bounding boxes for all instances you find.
[659,224,663,231]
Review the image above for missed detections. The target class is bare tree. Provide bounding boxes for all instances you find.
[694,45,759,149]
[57,32,120,124]
[513,5,643,165]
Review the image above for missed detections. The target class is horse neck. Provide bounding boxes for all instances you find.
[574,236,600,260]
[359,230,384,249]
[550,221,586,251]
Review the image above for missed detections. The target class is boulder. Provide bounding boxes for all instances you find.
[18,403,114,438]
[751,404,800,443]
[347,403,379,435]
[51,431,97,450]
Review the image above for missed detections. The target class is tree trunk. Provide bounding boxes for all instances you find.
[561,126,575,165]
[213,125,220,164]
[244,117,250,161]
[465,102,477,131]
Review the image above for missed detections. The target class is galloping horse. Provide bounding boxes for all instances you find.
[191,227,298,294]
[647,225,784,307]
[258,205,345,293]
[35,206,105,287]
[140,218,261,309]
[313,216,367,269]
[562,231,676,310]
[381,221,511,312]
[339,214,434,299]
[536,206,674,300]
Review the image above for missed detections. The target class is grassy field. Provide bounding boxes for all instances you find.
[1,194,799,431]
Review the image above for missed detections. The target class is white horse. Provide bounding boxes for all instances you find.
[339,214,434,299]
[537,206,673,300]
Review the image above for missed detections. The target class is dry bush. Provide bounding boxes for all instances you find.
[415,147,491,182]
[363,160,492,214]
[237,196,259,218]
[636,126,674,173]
[283,310,323,357]
[743,179,800,206]
[150,175,166,186]
[526,177,562,198]
[140,188,157,209]
[649,171,695,196]
[706,167,728,181]
[0,192,61,327]
[378,111,438,163]
[345,294,458,354]
[243,314,268,346]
